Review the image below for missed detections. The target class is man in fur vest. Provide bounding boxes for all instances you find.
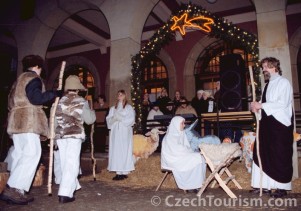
[0,55,58,205]
[54,75,96,203]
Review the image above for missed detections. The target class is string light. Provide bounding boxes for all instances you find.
[130,2,259,133]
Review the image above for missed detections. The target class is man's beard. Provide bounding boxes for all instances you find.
[263,71,271,82]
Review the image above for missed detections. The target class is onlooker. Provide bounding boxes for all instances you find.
[93,94,109,152]
[147,102,164,129]
[173,90,181,110]
[214,81,221,110]
[156,87,171,115]
[106,90,135,181]
[165,101,175,115]
[142,92,152,132]
[175,96,197,117]
[191,90,205,117]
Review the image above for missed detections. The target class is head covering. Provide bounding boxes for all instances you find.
[197,90,204,95]
[164,116,190,147]
[64,75,86,91]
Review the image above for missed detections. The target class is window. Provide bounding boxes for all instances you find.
[142,57,169,102]
[194,41,255,95]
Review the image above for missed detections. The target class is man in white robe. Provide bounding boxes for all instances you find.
[161,116,206,192]
[106,90,135,180]
[250,57,293,198]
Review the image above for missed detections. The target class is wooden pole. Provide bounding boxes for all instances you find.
[47,61,66,196]
[249,66,263,197]
[89,99,96,181]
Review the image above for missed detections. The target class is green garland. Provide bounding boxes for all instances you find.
[131,3,260,134]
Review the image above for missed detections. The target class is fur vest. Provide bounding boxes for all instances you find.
[7,72,49,138]
[55,93,86,140]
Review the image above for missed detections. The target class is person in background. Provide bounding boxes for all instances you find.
[0,55,58,205]
[147,101,164,129]
[214,81,221,110]
[142,92,152,132]
[161,116,206,193]
[165,101,175,116]
[93,94,109,152]
[191,90,205,135]
[175,96,197,117]
[54,75,96,203]
[173,90,181,111]
[250,57,294,198]
[106,90,135,181]
[156,87,171,115]
[191,90,205,117]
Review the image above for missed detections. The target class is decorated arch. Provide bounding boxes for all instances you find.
[131,3,260,133]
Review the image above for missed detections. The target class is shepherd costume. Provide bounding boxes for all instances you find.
[0,55,57,205]
[252,73,293,192]
[161,116,206,191]
[54,75,96,203]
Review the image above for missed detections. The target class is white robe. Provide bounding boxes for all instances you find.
[252,73,293,189]
[260,74,293,127]
[161,116,206,190]
[106,103,135,173]
[251,163,291,190]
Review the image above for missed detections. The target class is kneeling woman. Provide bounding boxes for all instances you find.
[161,116,206,192]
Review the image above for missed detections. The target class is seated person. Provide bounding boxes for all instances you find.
[147,102,164,129]
[175,96,197,117]
[161,116,207,192]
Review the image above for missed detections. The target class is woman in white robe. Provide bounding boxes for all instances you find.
[106,90,135,180]
[161,116,206,191]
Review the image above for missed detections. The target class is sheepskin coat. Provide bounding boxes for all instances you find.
[7,72,49,137]
[55,93,87,140]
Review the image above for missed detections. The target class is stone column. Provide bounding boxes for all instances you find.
[253,0,292,82]
[108,38,140,103]
[100,0,158,104]
[253,0,298,179]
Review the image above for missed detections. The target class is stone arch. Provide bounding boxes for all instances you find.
[289,26,301,110]
[13,0,104,75]
[157,49,177,97]
[183,36,218,100]
[47,56,101,97]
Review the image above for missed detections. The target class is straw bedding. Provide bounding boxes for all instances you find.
[81,153,301,193]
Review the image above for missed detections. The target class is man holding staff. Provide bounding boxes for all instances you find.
[0,55,58,205]
[250,57,294,198]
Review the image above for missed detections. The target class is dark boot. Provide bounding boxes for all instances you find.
[270,189,287,198]
[249,188,271,195]
[112,175,125,180]
[0,185,30,205]
[58,195,75,203]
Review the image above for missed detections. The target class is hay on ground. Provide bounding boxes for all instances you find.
[81,153,301,193]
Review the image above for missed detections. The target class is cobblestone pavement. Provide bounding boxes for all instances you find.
[1,180,300,211]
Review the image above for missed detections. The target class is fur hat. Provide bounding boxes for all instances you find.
[64,75,86,91]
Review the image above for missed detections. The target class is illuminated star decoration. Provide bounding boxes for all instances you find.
[171,13,214,35]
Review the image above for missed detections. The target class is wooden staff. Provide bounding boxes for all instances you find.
[89,99,97,181]
[249,66,263,197]
[48,61,66,196]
